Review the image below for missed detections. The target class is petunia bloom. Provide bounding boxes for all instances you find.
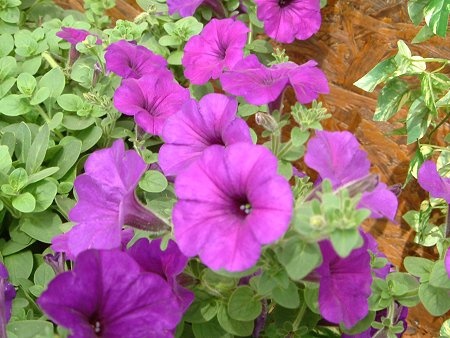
[254,0,321,43]
[105,40,171,79]
[159,93,252,176]
[51,140,168,259]
[220,55,328,105]
[56,27,102,45]
[173,143,293,271]
[38,249,182,338]
[418,160,450,203]
[446,248,450,279]
[304,131,398,220]
[167,0,223,17]
[183,19,249,85]
[0,263,15,338]
[128,238,194,312]
[114,75,190,135]
[314,235,372,328]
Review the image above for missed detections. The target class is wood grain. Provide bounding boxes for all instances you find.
[53,0,450,335]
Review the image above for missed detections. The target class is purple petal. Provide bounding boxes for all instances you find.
[358,183,398,221]
[446,248,450,279]
[183,19,249,85]
[57,27,102,45]
[418,160,450,203]
[105,40,170,79]
[167,0,204,16]
[316,239,372,328]
[305,131,370,188]
[159,94,251,176]
[220,55,289,105]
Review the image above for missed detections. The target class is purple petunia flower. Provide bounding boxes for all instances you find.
[38,249,182,338]
[114,75,190,136]
[314,235,372,328]
[56,27,102,45]
[128,238,194,312]
[159,94,252,176]
[304,131,398,220]
[105,40,171,79]
[254,0,321,43]
[173,143,293,272]
[0,263,15,337]
[52,140,168,259]
[183,19,249,85]
[220,55,328,105]
[418,160,450,203]
[167,0,223,17]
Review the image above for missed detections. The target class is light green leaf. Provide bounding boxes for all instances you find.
[139,170,168,193]
[0,56,17,81]
[47,138,82,179]
[38,67,65,99]
[217,305,254,337]
[4,250,33,285]
[227,286,262,321]
[272,281,300,309]
[7,320,54,338]
[353,57,396,92]
[373,78,410,121]
[24,179,57,212]
[12,192,36,213]
[0,34,14,57]
[406,98,431,144]
[408,0,428,25]
[57,94,83,112]
[168,51,183,65]
[0,145,12,174]
[419,283,450,316]
[34,263,55,286]
[19,211,62,243]
[29,87,50,105]
[0,95,30,116]
[26,123,49,174]
[16,73,36,96]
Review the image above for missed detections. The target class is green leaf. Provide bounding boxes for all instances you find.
[440,318,450,337]
[184,290,218,324]
[7,320,54,338]
[406,98,431,144]
[227,286,262,321]
[27,167,59,185]
[29,87,50,105]
[0,77,15,99]
[0,56,16,81]
[0,7,20,24]
[26,123,49,174]
[412,25,435,43]
[16,73,36,96]
[386,272,420,307]
[9,168,28,191]
[330,229,363,258]
[57,94,83,111]
[0,34,14,57]
[0,95,30,116]
[12,192,36,213]
[373,78,410,121]
[47,138,82,180]
[34,262,55,286]
[192,319,230,338]
[168,50,183,65]
[158,35,182,46]
[0,145,12,174]
[38,67,65,99]
[404,256,433,281]
[353,57,396,92]
[139,170,168,193]
[217,305,254,337]
[276,238,322,280]
[408,0,428,25]
[74,125,102,152]
[421,73,438,114]
[21,56,42,75]
[429,260,450,288]
[272,281,300,309]
[24,179,57,212]
[424,0,449,37]
[61,115,95,130]
[19,211,62,243]
[4,250,33,285]
[419,283,450,316]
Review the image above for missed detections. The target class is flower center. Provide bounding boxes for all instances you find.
[278,0,292,7]
[89,317,102,336]
[239,203,252,215]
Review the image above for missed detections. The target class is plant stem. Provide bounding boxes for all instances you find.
[428,110,450,140]
[35,105,64,139]
[292,301,307,332]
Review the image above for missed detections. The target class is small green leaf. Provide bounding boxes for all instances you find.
[9,168,28,191]
[0,95,30,116]
[27,167,59,185]
[29,87,50,105]
[408,0,428,25]
[272,281,300,309]
[217,305,254,337]
[429,260,450,288]
[4,250,33,285]
[374,78,410,121]
[34,263,55,286]
[19,211,62,243]
[38,67,65,99]
[16,73,36,96]
[26,123,49,174]
[354,57,396,92]
[24,179,57,212]
[192,319,230,338]
[168,51,183,65]
[7,320,54,338]
[184,290,218,324]
[228,286,262,321]
[0,145,12,174]
[139,170,168,193]
[440,318,450,337]
[419,283,450,316]
[74,125,102,152]
[57,94,83,112]
[47,138,82,180]
[12,192,36,213]
[404,256,433,280]
[0,34,14,57]
[61,115,95,130]
[406,98,431,144]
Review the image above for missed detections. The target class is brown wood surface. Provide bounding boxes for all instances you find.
[54,0,450,336]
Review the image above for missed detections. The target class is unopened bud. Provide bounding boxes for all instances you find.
[255,112,278,132]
